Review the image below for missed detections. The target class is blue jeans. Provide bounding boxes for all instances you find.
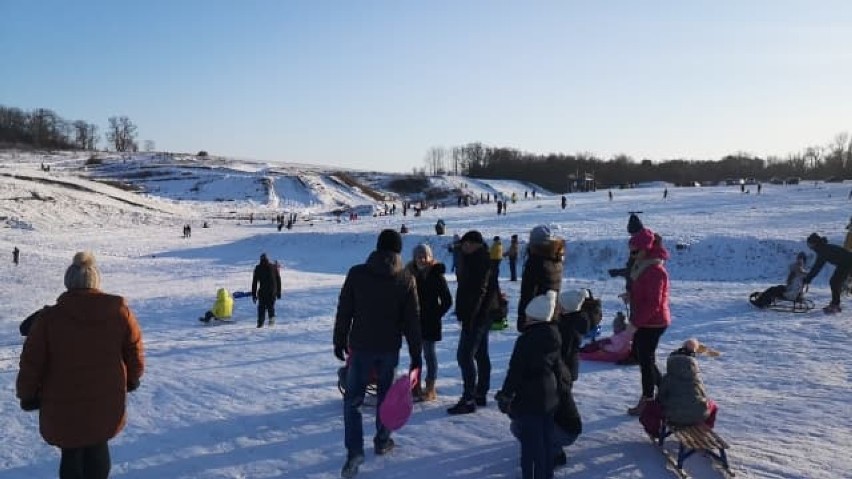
[343,350,398,455]
[510,413,555,479]
[511,419,578,458]
[423,340,437,383]
[456,321,491,401]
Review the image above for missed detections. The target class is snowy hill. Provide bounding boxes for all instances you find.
[1,149,851,479]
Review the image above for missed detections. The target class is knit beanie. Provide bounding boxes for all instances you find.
[529,225,554,246]
[525,290,558,322]
[629,228,656,251]
[64,251,101,290]
[377,229,403,254]
[412,243,433,260]
[460,230,484,244]
[627,213,644,235]
[558,289,590,314]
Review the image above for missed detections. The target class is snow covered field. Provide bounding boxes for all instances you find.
[1,157,850,479]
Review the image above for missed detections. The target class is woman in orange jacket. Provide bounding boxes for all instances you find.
[17,251,145,479]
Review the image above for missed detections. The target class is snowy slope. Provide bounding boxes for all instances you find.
[1,151,851,479]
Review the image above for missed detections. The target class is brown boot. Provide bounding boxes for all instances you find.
[412,382,424,403]
[423,380,437,402]
[627,396,652,416]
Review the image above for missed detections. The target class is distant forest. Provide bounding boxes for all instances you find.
[3,104,849,193]
[423,136,852,192]
[0,104,143,153]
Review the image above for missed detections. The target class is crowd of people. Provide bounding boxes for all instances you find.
[14,204,851,479]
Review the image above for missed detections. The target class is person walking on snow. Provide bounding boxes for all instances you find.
[13,246,20,265]
[252,253,281,327]
[333,229,422,478]
[803,233,852,314]
[17,251,144,479]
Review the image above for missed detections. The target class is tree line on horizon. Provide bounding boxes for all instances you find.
[0,104,145,154]
[422,136,852,192]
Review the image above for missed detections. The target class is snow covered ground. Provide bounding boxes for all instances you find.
[1,155,850,479]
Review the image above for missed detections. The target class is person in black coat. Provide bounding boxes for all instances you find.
[333,229,422,476]
[496,291,571,478]
[448,230,499,415]
[406,243,452,402]
[518,225,565,332]
[804,233,852,313]
[251,253,281,328]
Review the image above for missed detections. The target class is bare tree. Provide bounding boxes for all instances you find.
[106,116,138,152]
[73,121,99,150]
[423,146,447,175]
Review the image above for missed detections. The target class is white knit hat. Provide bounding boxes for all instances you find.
[559,289,589,313]
[64,251,101,290]
[525,290,558,322]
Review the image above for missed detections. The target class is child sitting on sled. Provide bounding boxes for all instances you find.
[579,311,636,363]
[640,339,720,438]
[749,251,809,308]
[199,288,234,323]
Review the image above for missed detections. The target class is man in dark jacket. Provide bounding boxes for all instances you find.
[804,233,852,313]
[251,253,281,328]
[448,230,499,415]
[333,229,422,478]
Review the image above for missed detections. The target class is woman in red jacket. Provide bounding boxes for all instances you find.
[625,228,670,416]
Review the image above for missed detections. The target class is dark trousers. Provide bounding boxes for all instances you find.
[343,350,398,455]
[634,327,666,398]
[257,298,276,326]
[515,413,555,479]
[830,265,851,306]
[456,321,491,401]
[60,442,110,479]
[508,258,517,281]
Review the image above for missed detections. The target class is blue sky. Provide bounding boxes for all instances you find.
[2,1,850,172]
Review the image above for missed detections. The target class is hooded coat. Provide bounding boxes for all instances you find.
[455,243,499,330]
[500,321,566,416]
[334,250,422,361]
[16,289,145,448]
[517,239,565,331]
[406,261,453,342]
[658,351,710,426]
[629,244,671,329]
[211,288,234,319]
[252,256,281,302]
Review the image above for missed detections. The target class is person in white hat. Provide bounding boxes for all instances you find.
[495,291,570,478]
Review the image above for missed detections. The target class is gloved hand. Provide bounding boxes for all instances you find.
[127,379,140,393]
[252,295,257,304]
[495,390,512,415]
[334,345,346,362]
[20,397,40,411]
[277,293,281,299]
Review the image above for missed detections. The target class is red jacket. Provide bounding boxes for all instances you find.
[629,259,670,329]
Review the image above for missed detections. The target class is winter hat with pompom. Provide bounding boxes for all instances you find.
[64,251,101,290]
[525,290,558,322]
